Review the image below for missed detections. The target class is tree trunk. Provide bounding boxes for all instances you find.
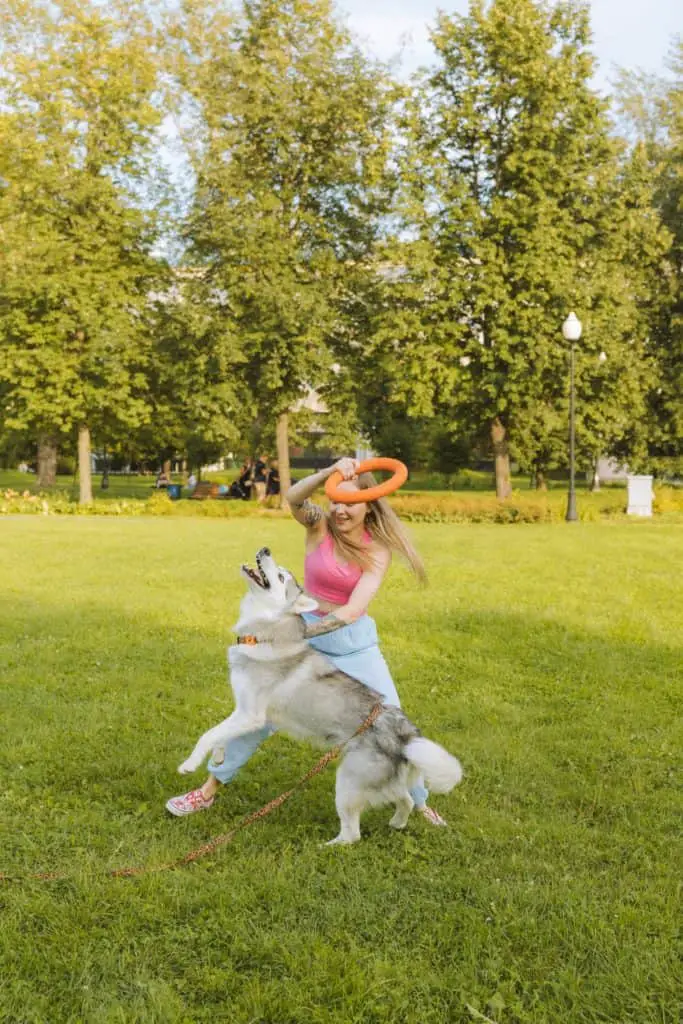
[37,435,58,488]
[491,417,512,499]
[534,467,547,490]
[163,458,172,478]
[276,412,292,507]
[78,425,93,504]
[589,454,600,492]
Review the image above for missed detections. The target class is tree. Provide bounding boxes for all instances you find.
[372,0,667,495]
[141,268,252,474]
[172,0,394,496]
[0,0,166,498]
[615,43,683,473]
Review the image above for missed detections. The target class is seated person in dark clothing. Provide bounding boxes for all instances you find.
[253,454,268,503]
[266,459,280,497]
[233,459,253,500]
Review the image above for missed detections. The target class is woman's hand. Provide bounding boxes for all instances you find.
[330,457,360,480]
[287,458,359,526]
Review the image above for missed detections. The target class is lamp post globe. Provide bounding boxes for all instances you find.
[563,313,582,522]
[562,312,583,343]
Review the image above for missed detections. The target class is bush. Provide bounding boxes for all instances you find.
[146,491,175,516]
[56,456,76,476]
[0,489,288,519]
[653,486,683,514]
[2,485,680,524]
[405,468,493,492]
[391,492,584,523]
[0,489,50,515]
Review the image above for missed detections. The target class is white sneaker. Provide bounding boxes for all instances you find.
[166,788,215,817]
[418,805,448,827]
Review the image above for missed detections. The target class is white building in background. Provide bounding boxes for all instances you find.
[201,456,234,472]
[290,383,329,436]
[289,382,374,460]
[596,457,629,482]
[355,442,375,461]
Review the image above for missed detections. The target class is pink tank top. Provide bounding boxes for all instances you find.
[304,532,371,610]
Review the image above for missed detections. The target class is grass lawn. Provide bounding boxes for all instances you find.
[1,517,681,1023]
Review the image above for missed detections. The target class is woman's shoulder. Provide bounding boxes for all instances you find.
[366,536,391,569]
[304,520,330,555]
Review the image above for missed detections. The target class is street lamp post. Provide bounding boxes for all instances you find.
[562,312,582,522]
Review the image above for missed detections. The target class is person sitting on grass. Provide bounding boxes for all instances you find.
[236,458,254,500]
[266,459,280,498]
[252,454,268,504]
[167,457,448,828]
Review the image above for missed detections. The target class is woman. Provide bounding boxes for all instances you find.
[167,457,447,827]
[265,459,280,498]
[235,458,254,500]
[252,454,268,504]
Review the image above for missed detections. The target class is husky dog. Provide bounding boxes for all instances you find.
[178,547,463,844]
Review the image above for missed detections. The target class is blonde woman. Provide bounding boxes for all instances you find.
[167,457,447,826]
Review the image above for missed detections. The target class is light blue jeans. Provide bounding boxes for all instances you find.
[207,613,428,807]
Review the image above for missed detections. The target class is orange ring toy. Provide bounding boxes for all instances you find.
[325,458,408,504]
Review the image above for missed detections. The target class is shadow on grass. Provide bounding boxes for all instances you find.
[2,593,680,845]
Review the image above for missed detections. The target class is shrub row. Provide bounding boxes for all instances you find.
[0,489,285,518]
[390,489,629,523]
[4,486,682,522]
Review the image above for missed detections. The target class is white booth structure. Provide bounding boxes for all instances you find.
[627,475,654,517]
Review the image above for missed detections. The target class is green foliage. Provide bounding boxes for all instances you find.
[141,268,252,468]
[0,0,679,484]
[615,42,683,468]
[652,485,683,513]
[171,0,395,451]
[0,484,287,518]
[0,0,167,463]
[372,0,670,481]
[390,489,628,523]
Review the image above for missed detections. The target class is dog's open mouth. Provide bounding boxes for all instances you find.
[242,561,269,589]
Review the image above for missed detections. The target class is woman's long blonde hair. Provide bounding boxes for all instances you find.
[326,472,427,583]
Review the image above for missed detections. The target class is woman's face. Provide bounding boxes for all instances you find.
[329,480,368,533]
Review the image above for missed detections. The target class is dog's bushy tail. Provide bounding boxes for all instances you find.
[404,738,463,793]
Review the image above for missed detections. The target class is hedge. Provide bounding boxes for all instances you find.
[3,486,682,522]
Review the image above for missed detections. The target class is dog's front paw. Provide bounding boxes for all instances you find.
[178,757,200,775]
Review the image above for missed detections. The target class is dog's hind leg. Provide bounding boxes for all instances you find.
[326,768,364,846]
[327,804,363,846]
[389,792,414,830]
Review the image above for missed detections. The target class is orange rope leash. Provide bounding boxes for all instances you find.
[1,702,383,884]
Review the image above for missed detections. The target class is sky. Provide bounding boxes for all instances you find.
[337,0,681,92]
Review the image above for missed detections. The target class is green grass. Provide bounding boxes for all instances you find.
[1,517,681,1023]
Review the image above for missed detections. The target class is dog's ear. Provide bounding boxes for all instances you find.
[292,592,319,614]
